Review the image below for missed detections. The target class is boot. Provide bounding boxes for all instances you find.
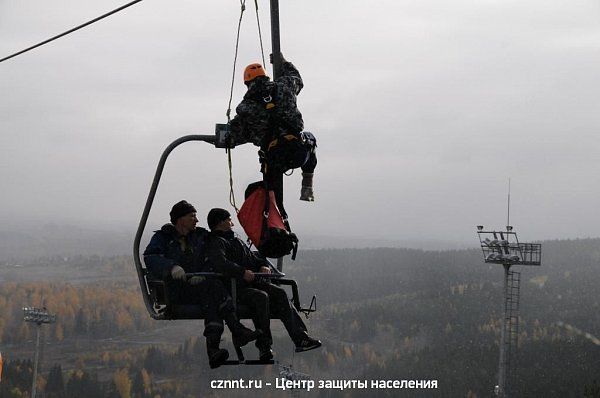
[257,339,274,362]
[300,173,314,201]
[206,339,229,369]
[259,346,274,362]
[232,326,261,347]
[223,312,261,347]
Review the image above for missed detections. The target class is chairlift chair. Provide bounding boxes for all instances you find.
[132,134,316,365]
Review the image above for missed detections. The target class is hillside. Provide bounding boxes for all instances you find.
[1,239,599,397]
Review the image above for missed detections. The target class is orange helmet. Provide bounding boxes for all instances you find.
[244,63,266,83]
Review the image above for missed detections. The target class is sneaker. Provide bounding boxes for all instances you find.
[295,336,322,352]
[300,186,314,202]
[232,327,262,347]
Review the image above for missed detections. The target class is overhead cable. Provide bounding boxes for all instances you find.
[0,0,144,63]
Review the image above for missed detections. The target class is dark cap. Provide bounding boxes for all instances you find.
[207,208,231,230]
[170,200,196,224]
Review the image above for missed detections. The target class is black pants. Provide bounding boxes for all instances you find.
[166,278,234,339]
[262,131,317,219]
[263,171,286,219]
[300,131,318,174]
[237,282,308,348]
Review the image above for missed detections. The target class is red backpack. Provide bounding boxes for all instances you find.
[237,182,298,259]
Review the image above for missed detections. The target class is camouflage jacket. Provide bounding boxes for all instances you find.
[229,61,304,147]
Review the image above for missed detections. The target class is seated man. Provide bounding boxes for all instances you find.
[144,200,260,368]
[205,208,321,361]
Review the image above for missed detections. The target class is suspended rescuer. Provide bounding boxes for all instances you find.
[205,208,321,361]
[143,200,261,368]
[228,53,318,215]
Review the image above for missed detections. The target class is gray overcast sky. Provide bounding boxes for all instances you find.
[1,0,600,245]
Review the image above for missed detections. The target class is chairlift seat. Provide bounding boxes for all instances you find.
[144,270,313,321]
[132,134,317,365]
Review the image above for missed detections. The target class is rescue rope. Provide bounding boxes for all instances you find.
[226,0,246,123]
[225,0,246,212]
[253,0,267,69]
[225,0,268,212]
[227,149,239,212]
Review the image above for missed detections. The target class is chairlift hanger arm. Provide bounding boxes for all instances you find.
[269,0,282,78]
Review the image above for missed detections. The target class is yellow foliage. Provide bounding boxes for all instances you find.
[55,324,64,341]
[9,387,25,397]
[343,346,353,358]
[102,351,111,365]
[37,375,47,391]
[141,368,152,395]
[327,352,336,366]
[0,280,153,344]
[113,368,132,398]
[529,275,548,288]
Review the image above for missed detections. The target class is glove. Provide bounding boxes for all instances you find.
[270,52,287,65]
[189,276,205,285]
[171,265,186,280]
[243,269,255,283]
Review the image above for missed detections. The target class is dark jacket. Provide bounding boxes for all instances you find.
[143,224,209,279]
[230,61,304,147]
[206,230,267,286]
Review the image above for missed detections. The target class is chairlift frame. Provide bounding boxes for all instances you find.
[132,0,318,365]
[132,134,316,364]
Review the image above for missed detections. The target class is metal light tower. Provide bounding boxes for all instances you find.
[23,307,56,398]
[476,226,541,398]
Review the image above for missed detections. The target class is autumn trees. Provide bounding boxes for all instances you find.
[0,282,154,344]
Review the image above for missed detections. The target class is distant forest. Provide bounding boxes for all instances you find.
[1,239,600,397]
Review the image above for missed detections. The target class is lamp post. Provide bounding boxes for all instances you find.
[23,307,56,398]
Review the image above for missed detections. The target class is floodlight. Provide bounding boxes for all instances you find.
[23,306,56,398]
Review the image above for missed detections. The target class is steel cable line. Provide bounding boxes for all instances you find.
[0,0,144,64]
